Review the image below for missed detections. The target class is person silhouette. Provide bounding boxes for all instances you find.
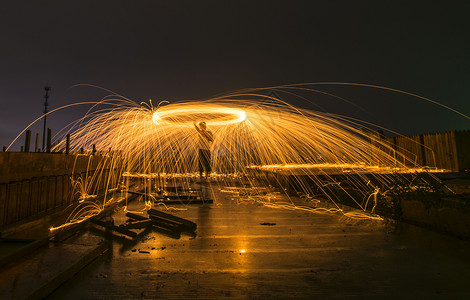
[194,121,214,181]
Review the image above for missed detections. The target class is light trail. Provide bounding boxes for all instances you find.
[152,104,246,126]
[67,98,419,177]
[40,85,461,229]
[249,163,449,174]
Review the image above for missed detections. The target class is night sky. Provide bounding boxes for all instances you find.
[1,1,468,150]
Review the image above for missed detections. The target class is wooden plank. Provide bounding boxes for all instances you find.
[0,183,7,227]
[30,178,39,215]
[125,212,147,221]
[56,175,64,207]
[154,195,199,200]
[126,212,185,231]
[121,219,153,229]
[39,177,49,212]
[450,131,459,172]
[126,212,182,238]
[7,182,19,225]
[423,134,436,168]
[147,208,197,231]
[455,130,470,172]
[90,217,138,238]
[154,199,213,205]
[19,180,30,221]
[150,225,181,239]
[48,176,56,210]
[148,215,187,231]
[63,175,71,205]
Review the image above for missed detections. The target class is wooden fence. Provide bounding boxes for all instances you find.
[383,130,470,172]
[0,153,122,229]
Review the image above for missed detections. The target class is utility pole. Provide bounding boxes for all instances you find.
[42,86,51,151]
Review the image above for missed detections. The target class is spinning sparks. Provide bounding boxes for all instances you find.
[152,104,246,126]
[37,84,460,230]
[67,97,415,177]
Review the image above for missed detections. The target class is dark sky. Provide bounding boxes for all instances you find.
[1,1,469,150]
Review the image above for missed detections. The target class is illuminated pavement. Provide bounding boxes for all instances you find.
[50,186,470,299]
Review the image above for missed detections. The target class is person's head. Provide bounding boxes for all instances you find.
[199,121,207,129]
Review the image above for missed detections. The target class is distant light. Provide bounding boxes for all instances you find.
[239,249,246,254]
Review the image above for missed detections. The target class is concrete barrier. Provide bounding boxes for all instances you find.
[401,195,470,240]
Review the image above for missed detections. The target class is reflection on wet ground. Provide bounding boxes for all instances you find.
[51,184,470,299]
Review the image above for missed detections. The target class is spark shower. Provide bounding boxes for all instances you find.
[13,84,460,229]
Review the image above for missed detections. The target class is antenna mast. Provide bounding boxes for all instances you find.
[42,86,51,151]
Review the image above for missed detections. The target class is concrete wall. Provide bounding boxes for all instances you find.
[0,152,122,229]
[400,196,470,240]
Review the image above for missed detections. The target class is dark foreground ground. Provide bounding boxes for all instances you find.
[44,184,470,299]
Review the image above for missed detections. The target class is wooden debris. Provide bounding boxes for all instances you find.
[154,198,213,205]
[148,215,186,231]
[90,217,138,238]
[162,186,202,193]
[125,212,147,221]
[147,209,197,231]
[154,195,199,200]
[150,225,181,239]
[125,212,182,239]
[121,219,153,229]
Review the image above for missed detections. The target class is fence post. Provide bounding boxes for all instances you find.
[46,128,52,153]
[35,133,39,152]
[66,134,70,154]
[25,130,31,152]
[419,134,426,166]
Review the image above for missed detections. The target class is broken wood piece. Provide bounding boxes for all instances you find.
[125,212,147,221]
[154,195,199,201]
[125,212,181,239]
[90,217,138,238]
[147,208,197,231]
[154,199,213,205]
[148,215,196,236]
[122,219,153,229]
[148,215,186,231]
[126,212,183,231]
[163,186,202,193]
[151,225,181,239]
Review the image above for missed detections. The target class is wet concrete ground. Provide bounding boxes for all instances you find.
[0,231,104,299]
[49,185,470,299]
